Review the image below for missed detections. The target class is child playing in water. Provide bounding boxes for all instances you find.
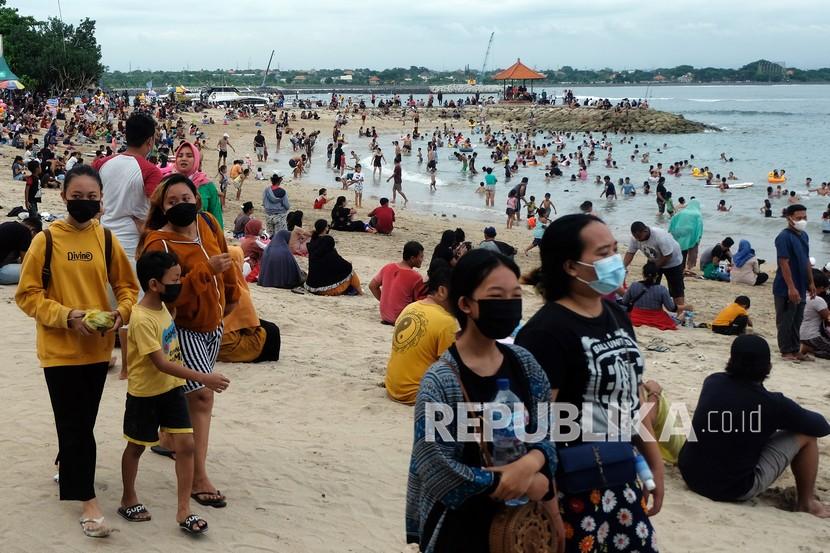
[540,192,556,218]
[524,195,537,220]
[505,190,518,229]
[665,191,675,216]
[351,164,365,208]
[475,182,486,197]
[761,200,773,217]
[120,251,229,534]
[717,200,732,212]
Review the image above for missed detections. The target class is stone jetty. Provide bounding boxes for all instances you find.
[447,105,717,134]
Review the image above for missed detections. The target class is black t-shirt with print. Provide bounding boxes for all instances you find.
[515,300,644,446]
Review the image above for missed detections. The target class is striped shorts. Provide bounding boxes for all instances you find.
[178,325,224,394]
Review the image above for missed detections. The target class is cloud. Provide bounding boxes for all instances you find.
[11,0,829,70]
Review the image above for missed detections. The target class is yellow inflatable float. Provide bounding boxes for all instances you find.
[768,171,787,184]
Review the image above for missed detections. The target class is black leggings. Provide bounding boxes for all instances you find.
[253,319,281,362]
[44,362,109,501]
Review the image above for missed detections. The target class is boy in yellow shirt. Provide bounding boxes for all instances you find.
[712,295,752,335]
[120,251,230,534]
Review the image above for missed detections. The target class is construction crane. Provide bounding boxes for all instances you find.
[467,32,494,86]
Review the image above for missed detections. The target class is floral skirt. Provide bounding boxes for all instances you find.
[559,481,657,553]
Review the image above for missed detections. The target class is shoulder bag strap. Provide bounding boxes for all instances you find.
[104,227,113,277]
[42,229,53,289]
[447,348,494,467]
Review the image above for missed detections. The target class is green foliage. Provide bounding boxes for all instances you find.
[0,1,104,92]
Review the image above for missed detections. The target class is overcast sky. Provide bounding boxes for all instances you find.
[13,0,830,72]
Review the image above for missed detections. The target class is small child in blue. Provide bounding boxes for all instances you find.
[525,209,550,255]
[120,251,230,534]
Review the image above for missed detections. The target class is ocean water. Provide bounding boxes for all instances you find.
[271,84,830,262]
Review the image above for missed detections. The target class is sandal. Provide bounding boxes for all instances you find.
[179,514,209,535]
[150,445,176,460]
[118,503,152,522]
[191,490,227,508]
[79,517,114,538]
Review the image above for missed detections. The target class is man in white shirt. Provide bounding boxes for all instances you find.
[65,151,83,173]
[92,112,161,260]
[624,221,687,311]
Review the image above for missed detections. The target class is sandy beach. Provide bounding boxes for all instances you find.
[1,108,828,553]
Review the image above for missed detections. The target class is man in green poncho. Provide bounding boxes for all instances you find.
[669,198,704,276]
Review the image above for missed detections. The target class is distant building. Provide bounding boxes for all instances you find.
[293,75,307,82]
[677,72,695,83]
[653,74,667,82]
[368,76,380,85]
[343,69,354,76]
[338,74,353,82]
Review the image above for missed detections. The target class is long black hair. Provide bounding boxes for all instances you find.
[144,173,201,232]
[524,213,603,302]
[450,248,519,330]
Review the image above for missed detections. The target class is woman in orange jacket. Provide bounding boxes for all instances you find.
[138,173,241,508]
[16,165,139,537]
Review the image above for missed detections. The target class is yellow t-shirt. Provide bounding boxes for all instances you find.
[127,304,186,397]
[712,303,748,327]
[385,300,458,405]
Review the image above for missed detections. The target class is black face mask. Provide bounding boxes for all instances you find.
[160,283,182,303]
[471,298,522,340]
[66,199,100,223]
[165,202,198,227]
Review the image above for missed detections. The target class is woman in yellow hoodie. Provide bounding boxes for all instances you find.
[137,173,241,508]
[16,165,139,538]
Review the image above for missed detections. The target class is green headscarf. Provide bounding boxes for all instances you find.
[668,199,704,250]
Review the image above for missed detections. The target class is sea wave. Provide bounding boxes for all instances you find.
[682,109,801,116]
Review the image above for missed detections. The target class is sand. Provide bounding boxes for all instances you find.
[0,107,828,552]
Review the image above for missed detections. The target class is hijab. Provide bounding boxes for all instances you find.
[732,239,755,268]
[241,219,264,261]
[162,141,210,187]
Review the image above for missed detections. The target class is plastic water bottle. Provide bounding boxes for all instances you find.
[634,452,656,491]
[490,378,529,506]
[684,311,695,328]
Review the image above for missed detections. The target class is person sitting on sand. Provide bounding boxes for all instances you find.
[257,230,305,290]
[304,219,363,296]
[368,197,396,235]
[232,201,254,239]
[678,334,830,518]
[799,270,830,359]
[700,237,734,282]
[730,239,769,286]
[330,195,368,232]
[384,260,456,405]
[478,226,517,258]
[623,262,679,330]
[711,295,753,335]
[219,246,281,363]
[369,241,426,325]
[241,217,266,264]
[0,217,43,285]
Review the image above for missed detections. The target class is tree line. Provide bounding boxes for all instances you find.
[0,0,104,93]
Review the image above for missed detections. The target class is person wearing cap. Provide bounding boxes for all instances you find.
[217,133,235,170]
[233,201,255,239]
[477,226,516,258]
[700,237,734,282]
[773,204,815,361]
[678,334,830,517]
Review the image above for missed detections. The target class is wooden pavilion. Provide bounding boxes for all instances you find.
[492,59,545,102]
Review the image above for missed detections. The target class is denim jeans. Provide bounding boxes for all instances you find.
[0,263,21,285]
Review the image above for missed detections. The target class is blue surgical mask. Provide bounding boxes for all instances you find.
[577,254,627,295]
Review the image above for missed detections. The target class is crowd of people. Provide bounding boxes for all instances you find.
[3,89,830,552]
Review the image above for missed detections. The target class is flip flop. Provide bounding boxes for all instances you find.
[191,491,227,508]
[179,514,209,535]
[150,445,176,460]
[117,503,152,522]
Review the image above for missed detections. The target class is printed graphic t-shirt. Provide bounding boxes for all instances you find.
[385,301,458,404]
[515,301,644,445]
[127,304,186,397]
